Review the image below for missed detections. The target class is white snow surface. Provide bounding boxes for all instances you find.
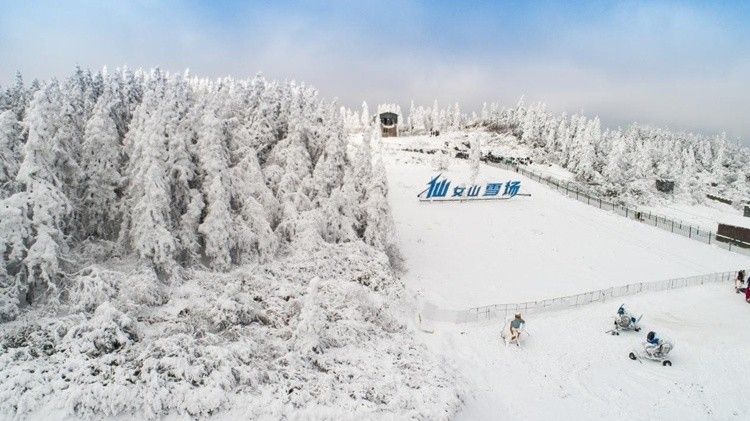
[383,141,750,309]
[382,136,750,419]
[640,201,750,232]
[421,282,750,420]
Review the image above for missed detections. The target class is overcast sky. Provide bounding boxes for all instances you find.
[1,0,749,141]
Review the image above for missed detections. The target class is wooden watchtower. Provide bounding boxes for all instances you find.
[379,112,398,137]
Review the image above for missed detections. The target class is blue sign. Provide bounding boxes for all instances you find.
[418,174,525,201]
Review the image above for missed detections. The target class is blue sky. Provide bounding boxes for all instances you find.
[1,0,749,141]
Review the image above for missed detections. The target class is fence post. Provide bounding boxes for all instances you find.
[709,233,711,245]
[671,220,674,232]
[689,226,692,238]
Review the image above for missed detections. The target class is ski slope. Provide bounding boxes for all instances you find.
[419,283,750,420]
[640,201,750,232]
[383,135,750,420]
[383,143,750,309]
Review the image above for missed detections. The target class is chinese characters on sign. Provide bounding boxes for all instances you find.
[419,174,524,201]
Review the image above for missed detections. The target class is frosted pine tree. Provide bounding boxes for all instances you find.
[0,110,23,197]
[312,105,348,201]
[14,83,72,304]
[0,108,29,318]
[408,100,416,132]
[452,102,462,131]
[80,87,123,239]
[269,111,315,244]
[364,130,395,251]
[360,101,370,128]
[430,100,440,133]
[229,100,279,263]
[196,94,235,270]
[350,127,374,238]
[677,147,702,202]
[5,72,30,120]
[469,133,482,183]
[121,80,177,276]
[161,77,203,264]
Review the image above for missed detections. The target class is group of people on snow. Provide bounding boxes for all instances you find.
[500,269,750,360]
[735,270,750,303]
[615,304,673,364]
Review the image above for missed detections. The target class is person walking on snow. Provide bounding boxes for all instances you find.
[510,313,525,342]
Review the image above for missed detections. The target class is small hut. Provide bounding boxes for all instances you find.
[379,112,398,137]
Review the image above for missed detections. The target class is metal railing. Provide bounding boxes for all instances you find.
[505,163,750,256]
[420,269,744,324]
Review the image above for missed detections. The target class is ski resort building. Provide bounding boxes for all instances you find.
[379,111,398,137]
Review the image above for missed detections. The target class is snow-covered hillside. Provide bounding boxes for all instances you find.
[381,136,750,419]
[640,201,750,232]
[383,136,750,309]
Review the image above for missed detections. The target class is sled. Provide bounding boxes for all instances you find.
[500,319,526,347]
[629,351,671,366]
[628,341,673,366]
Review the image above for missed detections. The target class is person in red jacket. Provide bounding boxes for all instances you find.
[746,283,750,303]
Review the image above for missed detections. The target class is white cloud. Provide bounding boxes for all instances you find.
[1,1,747,142]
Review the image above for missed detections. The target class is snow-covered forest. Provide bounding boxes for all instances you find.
[345,99,749,206]
[477,101,750,205]
[0,69,461,418]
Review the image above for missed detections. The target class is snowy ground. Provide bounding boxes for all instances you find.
[419,283,750,420]
[640,201,750,233]
[387,130,749,237]
[383,142,750,309]
[382,135,750,419]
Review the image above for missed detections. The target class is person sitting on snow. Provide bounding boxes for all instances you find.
[509,313,525,342]
[615,305,638,330]
[645,331,661,354]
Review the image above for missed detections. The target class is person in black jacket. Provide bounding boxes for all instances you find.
[736,269,746,294]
